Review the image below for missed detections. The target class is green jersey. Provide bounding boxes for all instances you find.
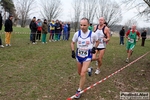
[127,31,137,44]
[126,30,139,50]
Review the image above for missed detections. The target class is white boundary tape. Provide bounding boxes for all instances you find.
[67,51,150,100]
[0,32,30,34]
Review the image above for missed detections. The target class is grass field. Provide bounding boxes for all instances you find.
[0,28,150,100]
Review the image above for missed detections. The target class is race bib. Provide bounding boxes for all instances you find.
[78,49,88,58]
[129,39,134,43]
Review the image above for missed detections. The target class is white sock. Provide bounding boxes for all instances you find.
[78,88,81,91]
[88,68,91,72]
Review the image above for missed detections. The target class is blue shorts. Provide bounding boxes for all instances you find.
[76,49,92,64]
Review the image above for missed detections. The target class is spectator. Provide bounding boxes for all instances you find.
[67,22,71,40]
[0,13,4,47]
[59,21,63,40]
[41,19,48,44]
[55,20,61,41]
[49,20,55,42]
[4,15,13,46]
[119,26,125,45]
[63,22,68,40]
[36,19,42,41]
[29,17,37,44]
[141,29,147,46]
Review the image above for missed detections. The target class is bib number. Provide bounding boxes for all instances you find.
[129,39,134,43]
[78,49,88,58]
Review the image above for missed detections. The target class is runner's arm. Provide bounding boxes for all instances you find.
[125,30,130,39]
[136,31,140,40]
[95,40,99,48]
[71,41,75,51]
[103,27,110,42]
[71,41,76,59]
[93,25,97,32]
[71,32,78,51]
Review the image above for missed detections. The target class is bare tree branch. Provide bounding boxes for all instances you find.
[14,0,36,27]
[40,0,62,21]
[71,0,82,32]
[124,19,138,28]
[81,0,97,23]
[96,0,122,28]
[143,0,150,7]
[122,0,150,21]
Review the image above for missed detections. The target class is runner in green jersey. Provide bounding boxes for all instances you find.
[125,25,140,63]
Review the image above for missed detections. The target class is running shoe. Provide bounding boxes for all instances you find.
[5,44,9,46]
[74,90,81,99]
[0,45,4,48]
[95,69,100,75]
[88,67,93,76]
[125,58,129,63]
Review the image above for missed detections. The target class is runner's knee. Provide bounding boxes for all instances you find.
[80,72,86,77]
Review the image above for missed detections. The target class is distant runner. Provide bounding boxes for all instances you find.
[125,25,140,63]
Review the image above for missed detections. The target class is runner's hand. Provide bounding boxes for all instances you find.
[72,51,75,59]
[103,38,107,42]
[91,47,96,54]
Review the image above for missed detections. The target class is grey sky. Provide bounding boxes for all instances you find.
[31,0,150,27]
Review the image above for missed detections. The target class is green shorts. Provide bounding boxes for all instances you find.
[126,42,135,50]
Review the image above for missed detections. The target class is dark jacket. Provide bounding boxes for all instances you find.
[68,24,70,31]
[55,22,61,34]
[4,18,13,32]
[60,24,62,32]
[42,22,48,34]
[29,21,37,32]
[141,31,147,39]
[119,28,125,36]
[0,14,2,30]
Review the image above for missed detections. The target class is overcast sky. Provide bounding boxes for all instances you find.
[32,0,150,28]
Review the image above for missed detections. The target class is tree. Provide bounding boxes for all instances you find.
[81,0,97,23]
[122,0,150,21]
[96,0,122,28]
[124,19,138,29]
[71,0,82,32]
[40,0,62,22]
[0,0,16,21]
[0,0,14,13]
[14,0,36,27]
